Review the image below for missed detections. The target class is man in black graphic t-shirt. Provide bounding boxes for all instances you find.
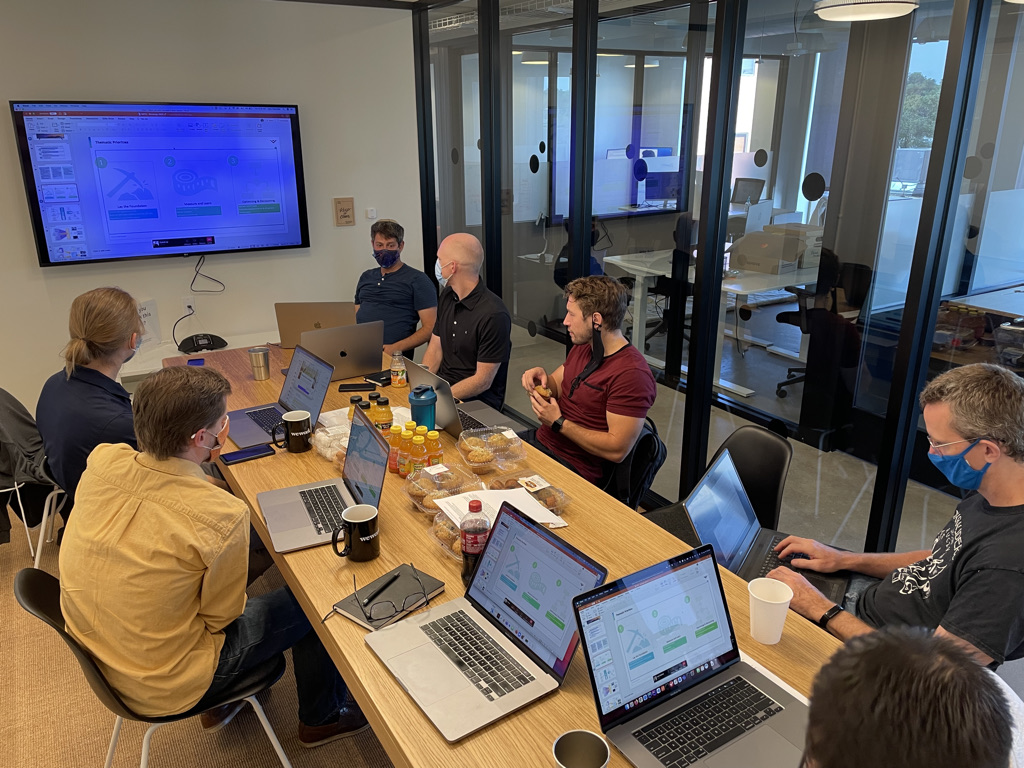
[768,364,1024,668]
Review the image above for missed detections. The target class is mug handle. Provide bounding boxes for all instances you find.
[331,521,351,558]
[271,421,287,450]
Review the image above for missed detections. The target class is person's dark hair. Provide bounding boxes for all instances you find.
[370,219,404,245]
[805,627,1012,768]
[133,366,231,460]
[565,276,628,331]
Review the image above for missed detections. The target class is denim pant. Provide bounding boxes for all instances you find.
[204,586,347,727]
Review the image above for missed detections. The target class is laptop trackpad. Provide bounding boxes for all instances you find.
[264,501,310,533]
[391,644,470,706]
[705,726,803,768]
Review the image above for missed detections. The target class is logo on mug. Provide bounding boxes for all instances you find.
[360,531,379,542]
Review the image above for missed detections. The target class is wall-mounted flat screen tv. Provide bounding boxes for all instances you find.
[10,101,310,267]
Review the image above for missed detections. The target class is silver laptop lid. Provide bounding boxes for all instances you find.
[683,450,761,571]
[342,407,390,507]
[572,545,741,734]
[466,502,607,682]
[278,346,335,425]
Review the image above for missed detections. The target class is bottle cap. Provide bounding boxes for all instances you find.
[427,430,440,439]
[413,435,424,444]
[469,500,483,513]
[390,424,403,435]
[349,395,363,404]
[401,430,414,439]
[416,425,428,435]
[378,397,390,406]
[358,401,372,410]
[405,421,417,430]
[368,392,381,401]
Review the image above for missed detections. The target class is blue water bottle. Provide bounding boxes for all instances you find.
[409,385,437,431]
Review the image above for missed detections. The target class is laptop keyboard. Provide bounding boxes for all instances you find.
[457,409,489,431]
[421,610,535,701]
[298,484,347,534]
[247,407,282,435]
[634,677,783,767]
[757,534,788,577]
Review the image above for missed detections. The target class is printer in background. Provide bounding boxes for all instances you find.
[729,232,808,275]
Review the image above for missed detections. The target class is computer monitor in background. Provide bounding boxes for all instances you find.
[731,177,765,205]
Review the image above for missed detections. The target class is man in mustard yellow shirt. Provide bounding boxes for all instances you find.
[59,365,367,746]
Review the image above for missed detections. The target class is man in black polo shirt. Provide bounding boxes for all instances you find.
[422,233,511,410]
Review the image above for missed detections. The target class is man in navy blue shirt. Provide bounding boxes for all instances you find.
[354,219,437,357]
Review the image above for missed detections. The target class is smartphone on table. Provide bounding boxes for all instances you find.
[219,444,275,465]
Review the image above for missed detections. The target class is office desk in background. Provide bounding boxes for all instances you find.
[163,347,840,767]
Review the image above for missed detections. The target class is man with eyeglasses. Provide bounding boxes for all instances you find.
[769,363,1024,669]
[521,275,657,484]
[59,366,368,745]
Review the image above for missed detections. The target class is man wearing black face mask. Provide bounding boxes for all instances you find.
[354,219,437,356]
[768,363,1024,669]
[521,276,656,485]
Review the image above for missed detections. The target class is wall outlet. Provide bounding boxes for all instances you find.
[183,296,196,315]
[366,207,377,220]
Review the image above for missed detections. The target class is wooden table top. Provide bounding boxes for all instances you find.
[163,346,840,768]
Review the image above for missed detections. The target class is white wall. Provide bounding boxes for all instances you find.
[0,0,422,410]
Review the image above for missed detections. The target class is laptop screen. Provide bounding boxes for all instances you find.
[279,345,334,421]
[467,502,607,680]
[683,450,761,570]
[343,407,389,506]
[572,545,740,731]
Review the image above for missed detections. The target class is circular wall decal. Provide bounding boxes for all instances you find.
[529,155,540,174]
[754,149,768,167]
[802,172,826,201]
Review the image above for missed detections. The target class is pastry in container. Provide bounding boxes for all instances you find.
[457,427,527,474]
[487,471,571,515]
[430,511,463,561]
[403,464,484,514]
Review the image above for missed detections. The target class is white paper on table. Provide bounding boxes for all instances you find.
[435,488,568,529]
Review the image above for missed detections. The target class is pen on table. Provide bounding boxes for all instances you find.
[361,572,400,607]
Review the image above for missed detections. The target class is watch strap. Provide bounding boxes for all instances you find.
[817,604,844,629]
[551,416,565,433]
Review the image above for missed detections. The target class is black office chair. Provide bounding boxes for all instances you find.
[709,425,792,530]
[774,283,817,397]
[602,417,667,511]
[13,568,293,768]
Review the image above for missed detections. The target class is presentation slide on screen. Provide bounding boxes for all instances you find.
[14,104,305,264]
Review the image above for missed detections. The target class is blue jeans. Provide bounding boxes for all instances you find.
[204,586,347,727]
[842,573,881,618]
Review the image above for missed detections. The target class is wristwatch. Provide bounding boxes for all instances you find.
[551,416,565,433]
[817,604,844,629]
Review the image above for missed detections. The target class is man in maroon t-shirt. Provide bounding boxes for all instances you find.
[522,276,657,484]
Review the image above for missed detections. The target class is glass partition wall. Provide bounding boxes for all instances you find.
[414,0,1007,552]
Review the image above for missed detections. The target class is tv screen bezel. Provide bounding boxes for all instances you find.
[10,99,311,268]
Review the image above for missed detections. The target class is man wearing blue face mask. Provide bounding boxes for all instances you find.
[354,219,437,357]
[768,363,1024,669]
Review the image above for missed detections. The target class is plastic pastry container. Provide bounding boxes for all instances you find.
[487,471,571,515]
[403,464,484,515]
[456,427,527,474]
[430,511,463,561]
[994,321,1024,368]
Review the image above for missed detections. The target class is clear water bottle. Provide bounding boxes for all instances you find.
[391,351,408,388]
[461,500,490,589]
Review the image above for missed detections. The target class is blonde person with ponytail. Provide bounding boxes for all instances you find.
[36,287,144,508]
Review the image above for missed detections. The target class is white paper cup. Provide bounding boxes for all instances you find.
[553,730,610,768]
[748,578,793,645]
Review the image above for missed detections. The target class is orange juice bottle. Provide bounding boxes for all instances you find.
[397,429,414,478]
[348,395,363,420]
[405,420,417,435]
[387,424,403,473]
[426,430,443,466]
[415,425,428,439]
[410,435,428,473]
[376,396,394,433]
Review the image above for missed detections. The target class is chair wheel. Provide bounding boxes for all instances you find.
[776,388,787,398]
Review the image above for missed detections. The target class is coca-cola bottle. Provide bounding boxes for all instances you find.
[461,500,491,589]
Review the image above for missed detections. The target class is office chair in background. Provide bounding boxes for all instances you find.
[14,568,294,768]
[602,416,667,511]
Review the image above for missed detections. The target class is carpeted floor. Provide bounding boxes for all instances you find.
[0,514,394,768]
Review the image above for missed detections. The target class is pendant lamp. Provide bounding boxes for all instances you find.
[814,0,919,21]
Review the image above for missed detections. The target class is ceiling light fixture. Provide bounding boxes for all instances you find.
[521,51,548,64]
[813,0,919,22]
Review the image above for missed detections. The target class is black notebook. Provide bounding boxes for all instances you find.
[333,564,445,631]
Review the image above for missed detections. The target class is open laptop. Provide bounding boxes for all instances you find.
[405,359,508,437]
[256,406,389,553]
[573,545,808,768]
[684,450,849,604]
[366,501,608,742]
[274,301,356,348]
[300,320,384,381]
[226,345,334,449]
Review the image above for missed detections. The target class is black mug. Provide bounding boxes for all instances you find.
[331,504,380,562]
[272,409,312,453]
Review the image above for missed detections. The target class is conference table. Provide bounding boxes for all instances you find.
[164,346,840,768]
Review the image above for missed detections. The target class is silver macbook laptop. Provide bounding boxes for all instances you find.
[684,450,849,604]
[256,407,389,553]
[405,359,507,437]
[226,345,335,450]
[300,320,384,382]
[572,545,808,768]
[274,301,356,348]
[366,501,607,742]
